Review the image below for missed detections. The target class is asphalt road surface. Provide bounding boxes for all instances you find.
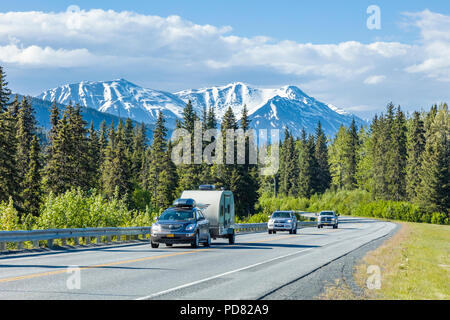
[0,217,396,300]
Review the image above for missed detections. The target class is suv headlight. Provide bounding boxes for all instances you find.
[152,223,161,233]
[287,219,292,223]
[185,224,196,231]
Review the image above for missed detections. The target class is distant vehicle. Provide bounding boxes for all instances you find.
[268,211,297,234]
[317,211,339,229]
[181,185,236,244]
[150,198,211,248]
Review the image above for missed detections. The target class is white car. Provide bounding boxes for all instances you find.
[317,211,339,229]
[268,211,298,234]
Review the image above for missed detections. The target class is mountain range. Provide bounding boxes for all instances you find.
[37,79,366,138]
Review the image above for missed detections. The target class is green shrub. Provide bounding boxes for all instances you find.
[255,190,448,225]
[36,188,156,229]
[0,198,20,231]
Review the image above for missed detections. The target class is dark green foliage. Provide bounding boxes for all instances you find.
[314,121,331,193]
[0,66,11,112]
[143,112,177,209]
[416,105,449,214]
[22,136,42,217]
[101,120,133,199]
[279,129,298,196]
[406,112,426,200]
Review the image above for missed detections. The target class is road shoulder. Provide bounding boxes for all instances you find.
[260,222,401,300]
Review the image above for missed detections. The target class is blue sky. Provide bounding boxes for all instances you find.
[1,1,450,118]
[2,0,449,43]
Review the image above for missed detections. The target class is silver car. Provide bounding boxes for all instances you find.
[268,211,298,234]
[317,211,339,229]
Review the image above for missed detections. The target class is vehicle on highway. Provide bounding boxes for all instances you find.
[181,185,236,244]
[267,211,297,234]
[151,198,211,248]
[317,211,339,229]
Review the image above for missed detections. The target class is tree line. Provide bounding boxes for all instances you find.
[0,67,260,221]
[273,102,449,217]
[0,66,448,227]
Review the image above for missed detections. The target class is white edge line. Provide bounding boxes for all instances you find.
[136,247,313,300]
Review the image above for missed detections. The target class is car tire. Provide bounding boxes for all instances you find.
[228,231,236,245]
[268,230,272,234]
[151,241,159,249]
[165,243,173,247]
[191,233,199,248]
[293,227,297,234]
[203,233,211,247]
[273,230,277,234]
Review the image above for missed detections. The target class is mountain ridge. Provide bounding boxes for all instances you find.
[38,79,366,138]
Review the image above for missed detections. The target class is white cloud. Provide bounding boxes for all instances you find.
[364,75,386,85]
[403,10,450,81]
[0,8,449,117]
[0,44,99,67]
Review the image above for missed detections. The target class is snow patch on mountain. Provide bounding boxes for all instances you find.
[38,79,366,138]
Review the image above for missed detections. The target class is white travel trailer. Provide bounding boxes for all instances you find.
[181,185,236,244]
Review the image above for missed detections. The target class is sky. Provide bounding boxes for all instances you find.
[1,0,450,119]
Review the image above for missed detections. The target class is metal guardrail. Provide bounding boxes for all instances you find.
[0,221,318,253]
[0,227,151,252]
[234,221,317,233]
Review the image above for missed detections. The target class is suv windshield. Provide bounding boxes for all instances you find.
[272,212,292,218]
[159,208,195,221]
[320,211,335,216]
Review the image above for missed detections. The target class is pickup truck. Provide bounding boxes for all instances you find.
[317,211,339,229]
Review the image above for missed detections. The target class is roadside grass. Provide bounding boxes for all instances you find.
[320,222,450,300]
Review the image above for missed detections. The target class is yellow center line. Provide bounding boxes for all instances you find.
[0,234,295,284]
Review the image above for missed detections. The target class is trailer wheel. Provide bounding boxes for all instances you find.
[228,231,235,245]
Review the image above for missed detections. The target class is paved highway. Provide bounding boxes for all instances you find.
[0,217,396,300]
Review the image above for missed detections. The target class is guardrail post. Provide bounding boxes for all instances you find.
[106,235,112,244]
[61,238,66,246]
[33,240,39,249]
[48,239,54,249]
[96,236,101,244]
[17,242,23,250]
[74,237,79,246]
[0,242,5,252]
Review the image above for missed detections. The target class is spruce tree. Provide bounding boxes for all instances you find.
[417,104,450,214]
[43,112,72,194]
[406,111,426,200]
[314,121,331,193]
[387,106,407,201]
[0,66,11,112]
[86,121,101,189]
[102,120,133,199]
[22,136,42,217]
[15,97,38,211]
[176,101,201,193]
[297,130,316,197]
[0,68,19,204]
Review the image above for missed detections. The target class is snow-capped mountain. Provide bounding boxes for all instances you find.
[175,82,365,137]
[38,79,186,128]
[38,79,365,138]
